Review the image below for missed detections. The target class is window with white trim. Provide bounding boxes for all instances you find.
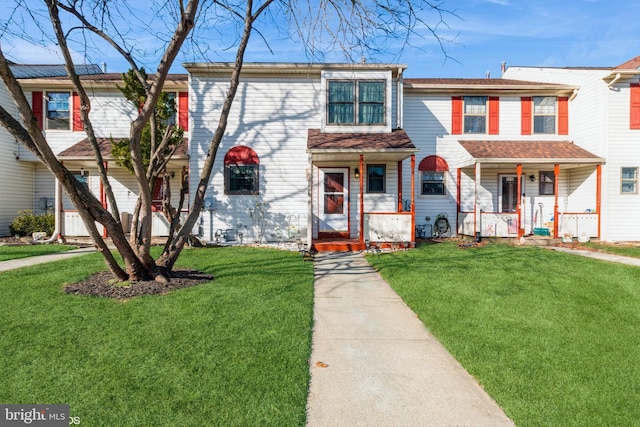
[224,146,260,195]
[327,80,385,125]
[463,96,487,133]
[621,167,638,194]
[533,96,556,134]
[46,92,70,130]
[418,155,449,195]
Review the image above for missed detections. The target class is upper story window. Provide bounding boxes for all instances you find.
[419,155,449,196]
[46,92,70,130]
[224,146,260,195]
[463,96,487,133]
[452,96,498,135]
[533,96,556,134]
[327,80,385,125]
[621,167,638,194]
[522,96,568,135]
[366,164,386,193]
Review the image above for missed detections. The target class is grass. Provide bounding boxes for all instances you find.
[0,246,314,426]
[0,244,76,261]
[366,240,640,427]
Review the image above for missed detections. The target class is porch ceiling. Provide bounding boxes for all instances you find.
[458,140,605,168]
[307,128,418,162]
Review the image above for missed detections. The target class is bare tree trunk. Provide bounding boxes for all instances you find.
[157,0,274,271]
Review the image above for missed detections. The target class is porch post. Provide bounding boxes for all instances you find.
[307,152,313,245]
[457,168,461,236]
[101,162,108,238]
[397,160,403,212]
[596,164,602,238]
[553,164,560,238]
[474,163,481,239]
[516,163,523,238]
[359,154,365,244]
[411,154,416,243]
[55,176,63,240]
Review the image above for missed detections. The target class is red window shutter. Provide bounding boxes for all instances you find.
[521,97,532,135]
[32,91,43,130]
[558,96,569,135]
[178,91,188,131]
[488,96,499,135]
[451,96,462,135]
[631,83,640,129]
[151,177,163,211]
[72,92,84,131]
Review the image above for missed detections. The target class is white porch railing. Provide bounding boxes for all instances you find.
[558,212,598,239]
[63,211,186,237]
[458,211,599,238]
[363,212,412,243]
[458,212,519,237]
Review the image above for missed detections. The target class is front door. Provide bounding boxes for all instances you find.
[500,175,520,213]
[318,168,349,238]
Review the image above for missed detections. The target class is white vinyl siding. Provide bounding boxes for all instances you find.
[190,75,319,242]
[0,82,35,235]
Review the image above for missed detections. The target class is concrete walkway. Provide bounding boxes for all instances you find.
[306,251,515,427]
[548,246,640,266]
[0,247,95,272]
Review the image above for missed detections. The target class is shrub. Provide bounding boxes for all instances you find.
[9,210,55,237]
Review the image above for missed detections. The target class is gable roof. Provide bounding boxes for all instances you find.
[458,140,604,167]
[57,137,188,160]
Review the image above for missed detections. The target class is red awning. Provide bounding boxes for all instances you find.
[224,145,259,164]
[418,155,449,171]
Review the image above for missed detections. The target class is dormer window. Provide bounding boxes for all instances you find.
[327,80,385,125]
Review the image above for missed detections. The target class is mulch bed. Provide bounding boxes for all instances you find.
[64,269,214,300]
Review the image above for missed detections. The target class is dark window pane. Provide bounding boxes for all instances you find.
[324,173,344,193]
[367,164,385,193]
[324,194,344,214]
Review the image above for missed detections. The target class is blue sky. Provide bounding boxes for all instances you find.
[1,0,639,78]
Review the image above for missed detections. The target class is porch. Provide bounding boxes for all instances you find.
[456,140,605,240]
[54,137,189,239]
[307,129,418,252]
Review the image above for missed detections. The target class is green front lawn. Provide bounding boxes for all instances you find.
[367,241,640,427]
[0,243,76,261]
[0,246,314,426]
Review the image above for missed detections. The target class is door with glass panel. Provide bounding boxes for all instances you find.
[318,168,349,238]
[500,175,520,212]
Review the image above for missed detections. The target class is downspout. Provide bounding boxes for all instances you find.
[397,67,403,129]
[607,73,621,88]
[569,88,579,101]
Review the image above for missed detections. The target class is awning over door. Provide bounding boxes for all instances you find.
[458,140,604,168]
[307,128,418,162]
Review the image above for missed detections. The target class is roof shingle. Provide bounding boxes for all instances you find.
[459,140,602,161]
[307,129,416,150]
[57,137,188,159]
